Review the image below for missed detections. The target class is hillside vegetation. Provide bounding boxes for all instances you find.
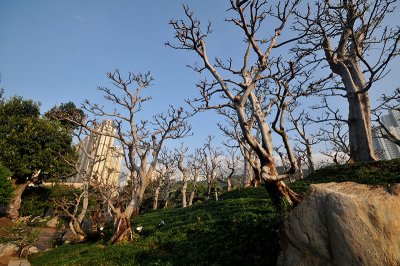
[30,159,400,266]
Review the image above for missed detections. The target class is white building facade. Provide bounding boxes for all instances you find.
[69,120,123,187]
[372,110,400,160]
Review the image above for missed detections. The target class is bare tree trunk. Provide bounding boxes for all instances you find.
[153,185,161,210]
[8,182,29,220]
[261,162,301,211]
[111,212,134,244]
[163,180,170,209]
[8,170,41,220]
[207,179,212,196]
[243,158,251,188]
[188,177,198,206]
[181,180,188,208]
[305,141,314,173]
[227,178,232,192]
[347,91,376,162]
[188,191,195,206]
[110,184,143,243]
[250,166,262,188]
[69,219,86,242]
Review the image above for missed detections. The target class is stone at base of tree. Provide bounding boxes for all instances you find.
[46,217,59,228]
[62,230,75,244]
[7,258,31,266]
[0,243,19,257]
[20,245,39,257]
[278,182,400,266]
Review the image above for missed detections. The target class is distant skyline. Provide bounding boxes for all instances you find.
[1,0,399,155]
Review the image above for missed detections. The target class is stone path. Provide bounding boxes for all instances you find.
[0,227,57,266]
[33,228,57,252]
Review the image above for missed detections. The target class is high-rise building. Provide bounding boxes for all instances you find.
[372,110,400,160]
[69,120,123,187]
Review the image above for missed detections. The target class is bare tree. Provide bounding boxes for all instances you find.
[187,148,202,206]
[199,136,222,197]
[217,147,241,192]
[167,1,302,209]
[65,70,191,243]
[295,0,400,162]
[175,144,191,207]
[154,147,176,209]
[288,108,321,173]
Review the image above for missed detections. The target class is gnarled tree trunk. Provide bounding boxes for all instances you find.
[8,170,41,220]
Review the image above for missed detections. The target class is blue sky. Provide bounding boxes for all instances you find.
[1,0,399,155]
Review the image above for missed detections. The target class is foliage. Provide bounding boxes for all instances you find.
[0,163,13,206]
[30,159,400,265]
[289,159,400,195]
[44,101,85,131]
[0,96,77,183]
[30,187,282,266]
[20,184,83,217]
[0,219,40,248]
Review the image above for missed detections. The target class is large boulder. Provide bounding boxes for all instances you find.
[278,182,400,266]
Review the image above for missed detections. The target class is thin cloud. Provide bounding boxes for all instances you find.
[73,14,84,22]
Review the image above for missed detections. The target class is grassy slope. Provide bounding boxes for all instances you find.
[290,158,400,195]
[30,159,400,266]
[30,188,282,266]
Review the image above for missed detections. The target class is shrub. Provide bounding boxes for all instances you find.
[0,163,13,206]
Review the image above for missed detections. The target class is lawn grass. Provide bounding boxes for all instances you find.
[30,187,282,266]
[30,159,400,265]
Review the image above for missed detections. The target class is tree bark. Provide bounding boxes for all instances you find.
[227,178,232,192]
[305,141,314,173]
[188,190,195,206]
[8,182,29,220]
[153,185,161,210]
[347,90,376,162]
[181,180,188,208]
[8,170,41,220]
[69,219,86,242]
[110,213,133,244]
[261,162,301,211]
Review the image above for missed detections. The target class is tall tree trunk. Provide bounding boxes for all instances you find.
[250,166,262,188]
[227,178,232,192]
[110,186,142,243]
[347,91,376,162]
[8,182,29,220]
[261,162,301,211]
[153,186,161,210]
[181,180,188,208]
[8,170,41,220]
[305,141,314,174]
[111,212,134,244]
[188,190,195,206]
[207,178,212,196]
[153,179,162,210]
[69,219,86,242]
[188,177,198,206]
[243,158,251,188]
[163,178,171,209]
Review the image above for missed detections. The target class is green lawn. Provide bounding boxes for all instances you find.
[30,159,400,266]
[30,188,281,266]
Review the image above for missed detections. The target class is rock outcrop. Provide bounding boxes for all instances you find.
[278,182,400,266]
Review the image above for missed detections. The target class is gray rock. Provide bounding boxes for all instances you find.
[44,208,54,218]
[278,182,400,266]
